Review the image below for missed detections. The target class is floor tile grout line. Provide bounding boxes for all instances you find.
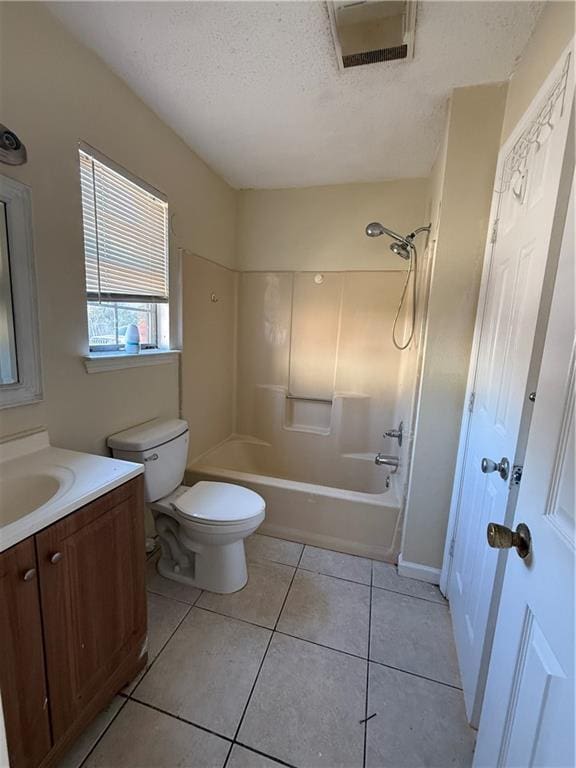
[226,625,277,744]
[145,585,204,606]
[192,602,277,631]
[255,533,305,548]
[228,543,306,749]
[127,599,195,699]
[222,740,235,768]
[77,690,131,768]
[233,740,299,768]
[368,658,464,691]
[363,561,374,768]
[128,697,235,744]
[371,583,447,605]
[273,629,367,661]
[248,557,302,569]
[296,564,372,587]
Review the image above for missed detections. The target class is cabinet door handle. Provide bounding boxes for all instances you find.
[23,568,36,582]
[50,552,63,564]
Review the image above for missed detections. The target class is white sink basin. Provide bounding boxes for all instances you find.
[0,468,74,526]
[0,429,143,552]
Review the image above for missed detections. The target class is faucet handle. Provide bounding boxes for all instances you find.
[384,421,403,446]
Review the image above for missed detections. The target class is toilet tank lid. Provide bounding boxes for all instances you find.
[107,418,189,452]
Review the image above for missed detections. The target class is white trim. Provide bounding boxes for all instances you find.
[397,553,441,584]
[0,175,43,409]
[83,349,180,374]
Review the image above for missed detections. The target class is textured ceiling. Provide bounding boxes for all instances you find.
[49,1,543,189]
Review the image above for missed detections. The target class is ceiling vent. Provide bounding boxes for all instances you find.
[328,1,417,70]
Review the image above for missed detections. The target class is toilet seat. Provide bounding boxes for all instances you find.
[174,481,265,525]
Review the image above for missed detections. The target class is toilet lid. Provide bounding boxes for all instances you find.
[174,481,265,524]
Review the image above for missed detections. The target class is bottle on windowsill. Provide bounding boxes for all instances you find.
[124,324,141,354]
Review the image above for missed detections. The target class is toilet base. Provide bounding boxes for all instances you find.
[156,540,248,594]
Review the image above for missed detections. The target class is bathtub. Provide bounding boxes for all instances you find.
[186,436,402,562]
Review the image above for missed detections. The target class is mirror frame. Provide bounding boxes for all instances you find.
[0,175,42,409]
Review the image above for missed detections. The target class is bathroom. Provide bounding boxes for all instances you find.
[0,2,574,767]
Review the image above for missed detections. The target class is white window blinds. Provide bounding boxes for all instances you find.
[79,149,169,302]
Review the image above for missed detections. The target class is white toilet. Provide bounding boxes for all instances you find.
[107,418,265,593]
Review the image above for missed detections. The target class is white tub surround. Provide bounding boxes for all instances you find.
[0,429,143,552]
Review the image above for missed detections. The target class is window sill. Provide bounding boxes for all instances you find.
[83,349,181,374]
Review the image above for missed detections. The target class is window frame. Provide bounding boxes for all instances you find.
[86,300,161,353]
[78,142,170,355]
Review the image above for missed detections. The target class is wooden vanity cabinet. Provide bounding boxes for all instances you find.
[0,476,147,768]
[0,537,51,768]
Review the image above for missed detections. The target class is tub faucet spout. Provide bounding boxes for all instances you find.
[375,454,399,473]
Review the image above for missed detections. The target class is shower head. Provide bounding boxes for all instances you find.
[365,221,431,260]
[390,241,412,260]
[365,222,410,245]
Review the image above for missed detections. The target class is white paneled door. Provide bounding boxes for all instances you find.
[446,45,574,725]
[474,170,574,768]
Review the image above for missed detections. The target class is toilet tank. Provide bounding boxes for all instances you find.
[107,419,189,502]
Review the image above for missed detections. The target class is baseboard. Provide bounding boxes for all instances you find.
[397,553,441,584]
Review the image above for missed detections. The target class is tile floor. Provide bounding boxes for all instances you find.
[59,535,475,768]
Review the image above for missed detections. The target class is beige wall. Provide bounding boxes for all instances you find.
[181,254,237,461]
[501,1,575,144]
[0,3,236,455]
[237,179,428,272]
[402,83,507,570]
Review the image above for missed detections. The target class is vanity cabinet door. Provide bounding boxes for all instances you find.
[0,538,52,768]
[36,477,146,742]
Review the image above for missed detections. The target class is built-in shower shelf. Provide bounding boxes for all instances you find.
[283,424,331,436]
[285,393,332,434]
[285,394,333,404]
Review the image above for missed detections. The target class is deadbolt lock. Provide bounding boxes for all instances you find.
[481,456,510,481]
[487,522,531,559]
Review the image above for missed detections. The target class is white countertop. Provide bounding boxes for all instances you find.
[0,430,143,553]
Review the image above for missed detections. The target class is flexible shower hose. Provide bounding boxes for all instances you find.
[392,243,417,350]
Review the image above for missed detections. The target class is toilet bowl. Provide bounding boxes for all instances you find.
[152,482,265,593]
[107,419,265,593]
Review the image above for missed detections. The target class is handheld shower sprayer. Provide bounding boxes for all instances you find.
[365,220,431,349]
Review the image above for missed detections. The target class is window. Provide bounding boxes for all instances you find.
[79,146,169,352]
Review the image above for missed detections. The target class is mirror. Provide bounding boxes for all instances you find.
[0,201,18,384]
[0,175,42,408]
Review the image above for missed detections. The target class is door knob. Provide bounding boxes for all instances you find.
[50,552,63,564]
[23,568,36,582]
[481,456,510,481]
[487,522,531,559]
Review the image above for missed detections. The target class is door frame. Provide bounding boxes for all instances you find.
[440,42,575,722]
